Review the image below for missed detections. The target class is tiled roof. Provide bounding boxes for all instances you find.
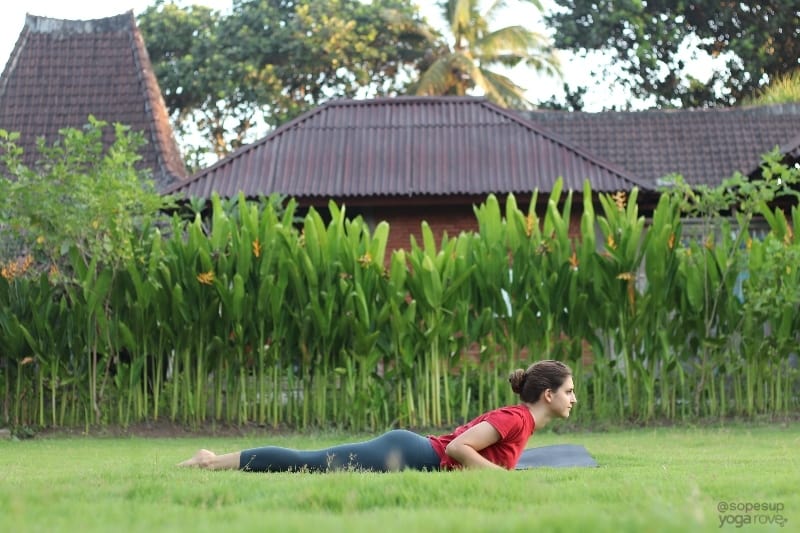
[525,104,800,188]
[782,133,800,161]
[168,96,652,200]
[0,12,187,191]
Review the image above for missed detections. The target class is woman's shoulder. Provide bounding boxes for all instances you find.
[486,404,531,417]
[483,404,534,435]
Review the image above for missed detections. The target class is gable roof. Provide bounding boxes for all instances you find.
[525,104,800,188]
[781,133,800,162]
[0,12,187,191]
[168,96,652,201]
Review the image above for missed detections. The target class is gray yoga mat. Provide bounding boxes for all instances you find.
[515,444,598,469]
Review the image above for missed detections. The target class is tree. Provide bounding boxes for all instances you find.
[0,117,172,277]
[412,0,560,109]
[546,0,800,108]
[139,0,433,163]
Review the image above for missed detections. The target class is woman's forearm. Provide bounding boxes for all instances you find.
[445,443,504,470]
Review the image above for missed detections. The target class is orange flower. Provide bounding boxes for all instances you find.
[617,272,636,311]
[358,252,372,268]
[0,263,13,280]
[252,239,261,258]
[196,270,215,285]
[1,255,34,281]
[569,251,579,271]
[535,240,551,255]
[525,214,535,238]
[612,191,627,211]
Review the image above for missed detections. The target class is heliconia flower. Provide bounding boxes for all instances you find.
[535,240,551,255]
[252,239,261,258]
[612,191,627,211]
[525,214,535,237]
[569,251,579,270]
[1,255,34,280]
[358,252,372,268]
[196,270,215,285]
[616,272,636,310]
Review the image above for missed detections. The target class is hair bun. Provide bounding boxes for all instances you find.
[508,369,526,394]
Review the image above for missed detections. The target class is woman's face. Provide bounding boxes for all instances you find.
[550,376,577,418]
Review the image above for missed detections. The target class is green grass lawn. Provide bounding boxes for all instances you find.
[1,425,797,532]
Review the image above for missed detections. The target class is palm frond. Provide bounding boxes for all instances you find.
[525,50,562,78]
[477,68,533,109]
[446,0,478,37]
[415,55,459,96]
[475,25,549,57]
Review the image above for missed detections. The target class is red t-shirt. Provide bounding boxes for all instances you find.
[427,404,535,470]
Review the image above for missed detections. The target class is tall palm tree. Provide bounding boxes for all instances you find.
[413,0,560,109]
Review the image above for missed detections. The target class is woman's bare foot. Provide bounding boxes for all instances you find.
[178,449,217,469]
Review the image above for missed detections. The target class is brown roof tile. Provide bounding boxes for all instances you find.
[169,96,652,200]
[525,104,800,187]
[0,12,187,190]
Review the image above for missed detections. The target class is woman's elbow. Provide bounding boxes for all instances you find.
[444,441,462,460]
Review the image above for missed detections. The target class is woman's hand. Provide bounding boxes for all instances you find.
[444,421,504,469]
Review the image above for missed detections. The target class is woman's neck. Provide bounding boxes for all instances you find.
[524,401,552,429]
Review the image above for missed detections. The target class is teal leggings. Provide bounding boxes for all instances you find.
[239,429,441,472]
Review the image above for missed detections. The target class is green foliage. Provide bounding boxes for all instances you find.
[745,69,800,105]
[0,118,174,427]
[138,0,432,162]
[413,0,560,108]
[547,0,800,107]
[0,117,173,276]
[2,150,800,430]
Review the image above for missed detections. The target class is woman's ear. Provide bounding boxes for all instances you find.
[542,388,553,403]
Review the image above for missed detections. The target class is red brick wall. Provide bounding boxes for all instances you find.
[366,204,583,253]
[378,205,479,252]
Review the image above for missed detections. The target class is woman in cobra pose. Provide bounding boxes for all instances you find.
[178,359,576,472]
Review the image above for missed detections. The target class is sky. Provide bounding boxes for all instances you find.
[0,0,642,112]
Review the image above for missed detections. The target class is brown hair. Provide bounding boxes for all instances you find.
[508,360,572,403]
